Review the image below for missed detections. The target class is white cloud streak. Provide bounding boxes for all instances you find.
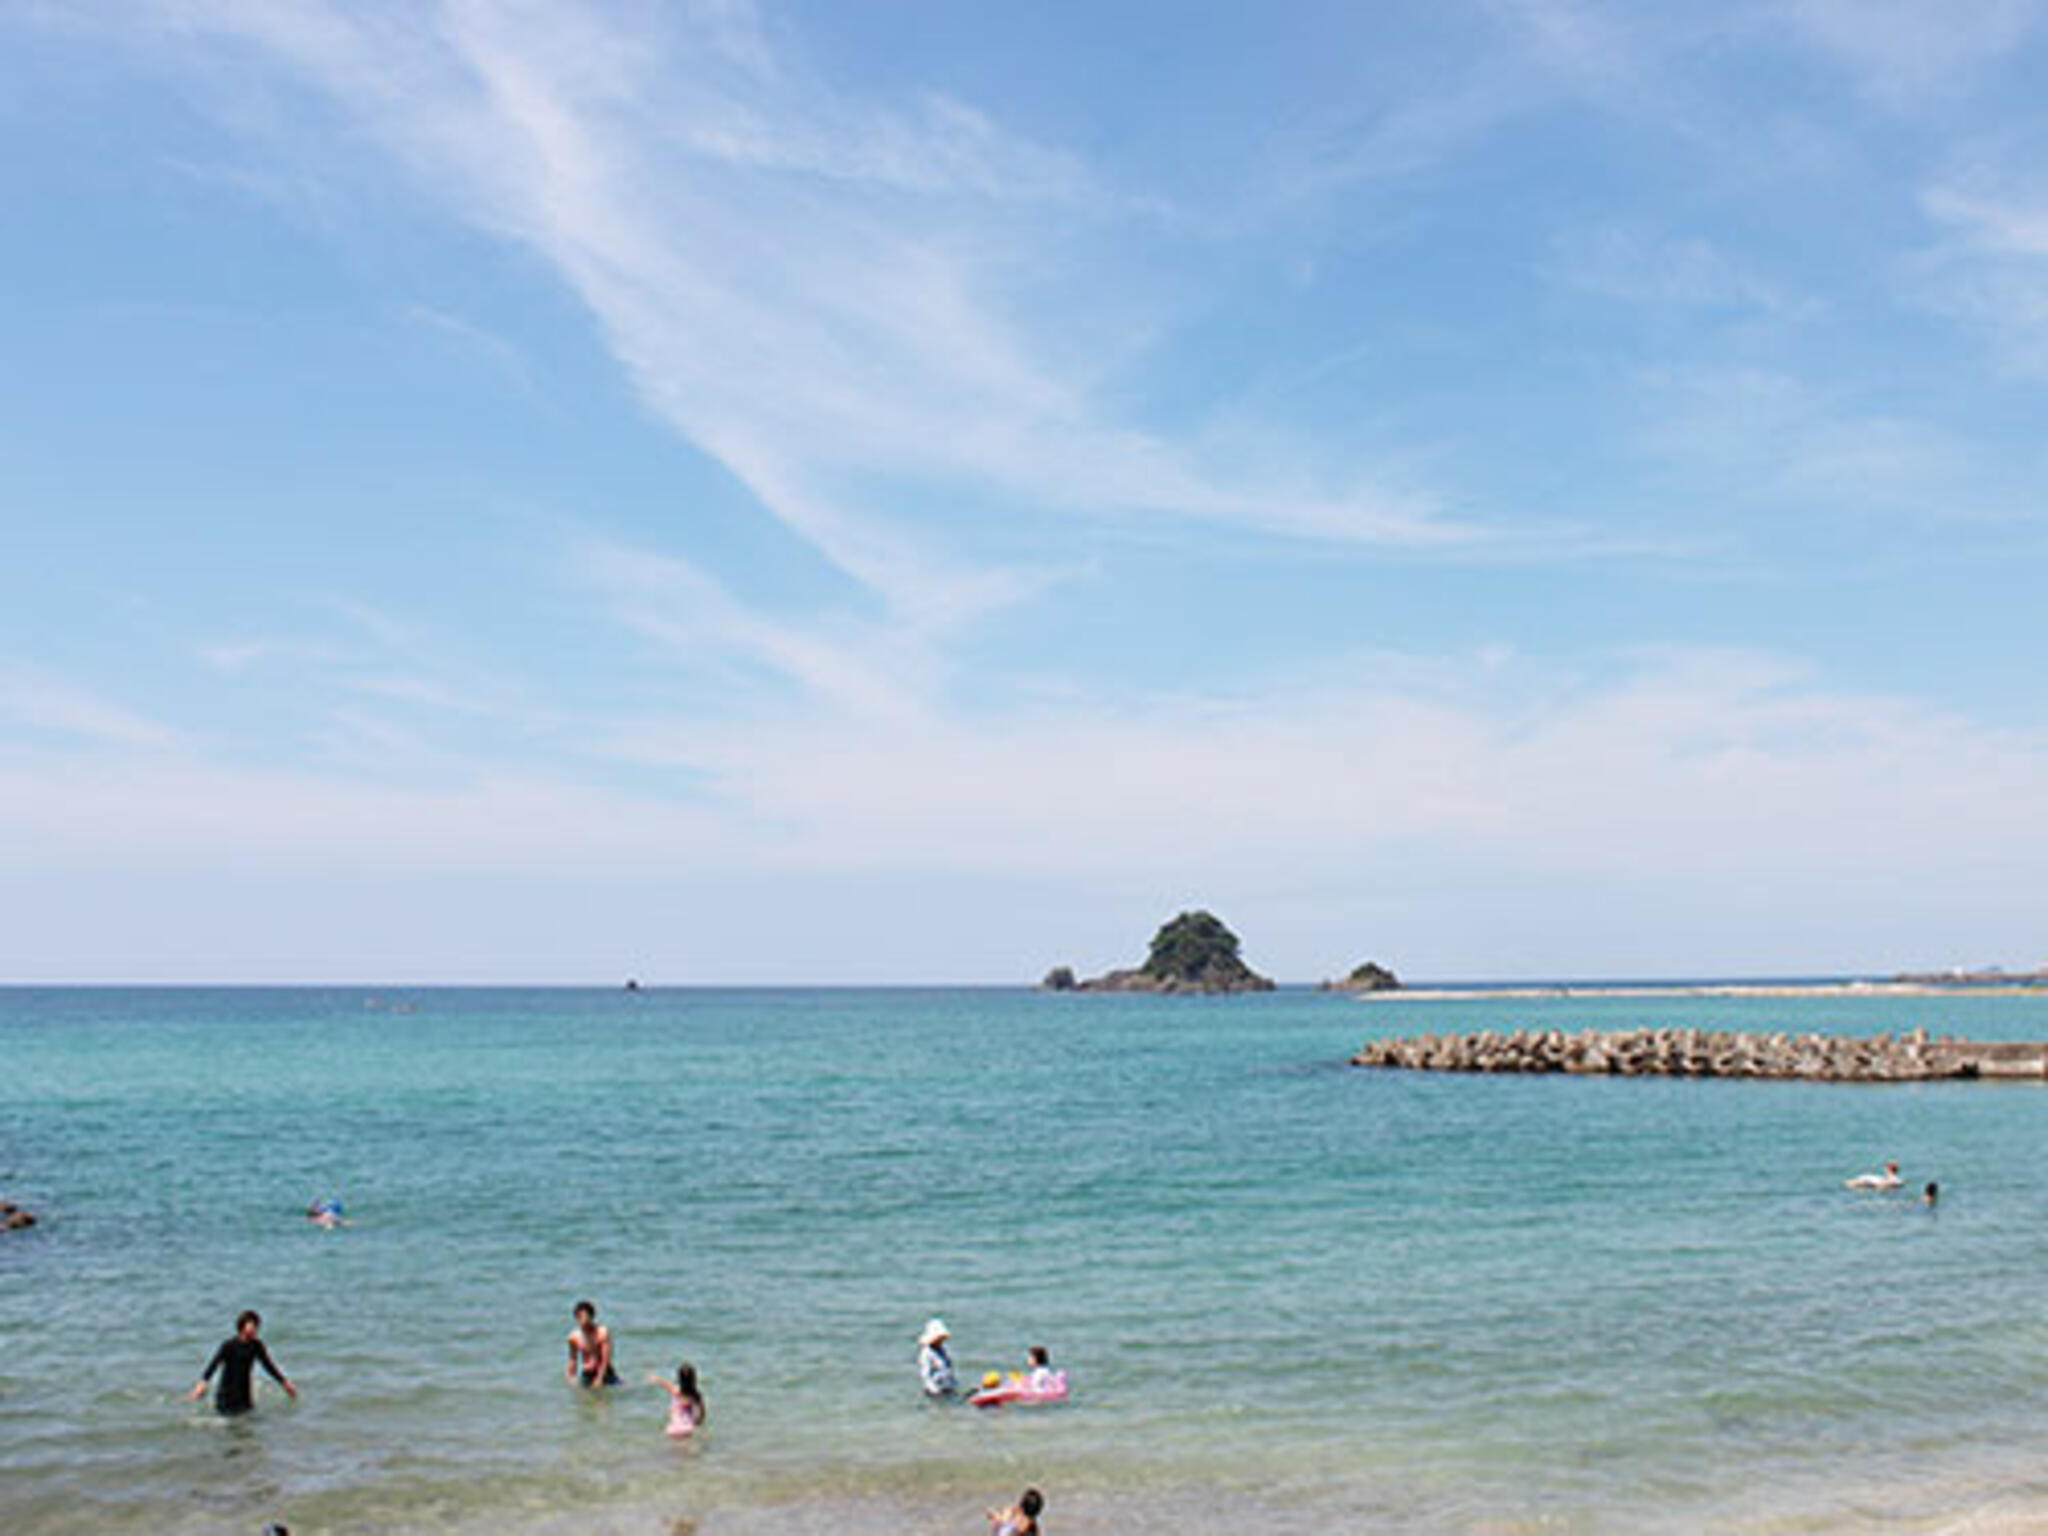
[1782,0,2042,108]
[14,649,2040,886]
[125,0,1478,641]
[10,635,2048,977]
[1916,169,2048,376]
[1550,225,1803,315]
[0,664,180,749]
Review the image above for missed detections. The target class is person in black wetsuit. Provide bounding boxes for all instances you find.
[189,1310,297,1414]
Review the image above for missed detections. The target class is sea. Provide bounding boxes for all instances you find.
[2,985,2045,1536]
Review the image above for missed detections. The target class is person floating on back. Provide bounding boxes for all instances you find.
[1844,1161,1902,1190]
[566,1300,619,1388]
[189,1310,296,1414]
[305,1197,345,1229]
[918,1317,957,1398]
[986,1486,1044,1536]
[646,1360,707,1439]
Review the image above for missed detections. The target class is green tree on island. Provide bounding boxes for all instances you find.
[1144,910,1251,983]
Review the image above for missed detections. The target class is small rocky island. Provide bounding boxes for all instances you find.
[1044,910,1276,994]
[1354,1027,2048,1081]
[1322,960,1401,993]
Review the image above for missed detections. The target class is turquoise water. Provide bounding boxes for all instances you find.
[2,986,2045,1535]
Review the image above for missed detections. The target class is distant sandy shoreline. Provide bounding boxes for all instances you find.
[1359,980,2048,1001]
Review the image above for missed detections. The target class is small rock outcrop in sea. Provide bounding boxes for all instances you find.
[1352,1027,2048,1081]
[1050,910,1276,994]
[1323,960,1401,993]
[1041,966,1077,991]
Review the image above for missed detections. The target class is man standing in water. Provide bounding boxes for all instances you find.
[189,1310,297,1414]
[566,1300,619,1387]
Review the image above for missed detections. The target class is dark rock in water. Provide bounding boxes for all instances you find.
[1041,966,1077,991]
[1325,960,1401,993]
[1069,910,1275,994]
[623,978,641,992]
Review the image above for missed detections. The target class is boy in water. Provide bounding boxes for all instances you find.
[189,1310,297,1414]
[566,1300,619,1387]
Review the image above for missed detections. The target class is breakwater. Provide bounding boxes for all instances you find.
[1352,1027,2048,1081]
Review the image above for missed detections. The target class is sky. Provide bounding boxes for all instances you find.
[4,0,2048,984]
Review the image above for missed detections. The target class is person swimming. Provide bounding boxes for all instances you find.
[986,1487,1044,1536]
[1844,1161,1902,1190]
[646,1361,706,1439]
[305,1198,345,1229]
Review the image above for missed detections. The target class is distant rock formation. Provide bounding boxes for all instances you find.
[1323,960,1401,993]
[1353,1027,2048,1081]
[1047,910,1276,994]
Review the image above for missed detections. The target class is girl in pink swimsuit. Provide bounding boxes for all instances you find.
[647,1361,707,1439]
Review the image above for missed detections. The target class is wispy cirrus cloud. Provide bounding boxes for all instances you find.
[116,0,1485,642]
[1550,224,1805,316]
[1781,0,2043,108]
[574,534,934,722]
[1632,365,2029,533]
[0,663,180,749]
[1915,165,2048,376]
[401,303,534,392]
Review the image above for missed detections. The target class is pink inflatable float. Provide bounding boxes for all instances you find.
[969,1371,1069,1408]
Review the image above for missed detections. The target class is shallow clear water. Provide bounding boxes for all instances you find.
[2,986,2045,1534]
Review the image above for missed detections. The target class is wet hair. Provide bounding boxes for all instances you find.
[237,1310,261,1333]
[573,1300,596,1321]
[1027,1345,1050,1368]
[1925,1181,1940,1201]
[675,1362,701,1399]
[1020,1488,1044,1517]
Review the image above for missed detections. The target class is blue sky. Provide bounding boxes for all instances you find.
[5,0,2048,982]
